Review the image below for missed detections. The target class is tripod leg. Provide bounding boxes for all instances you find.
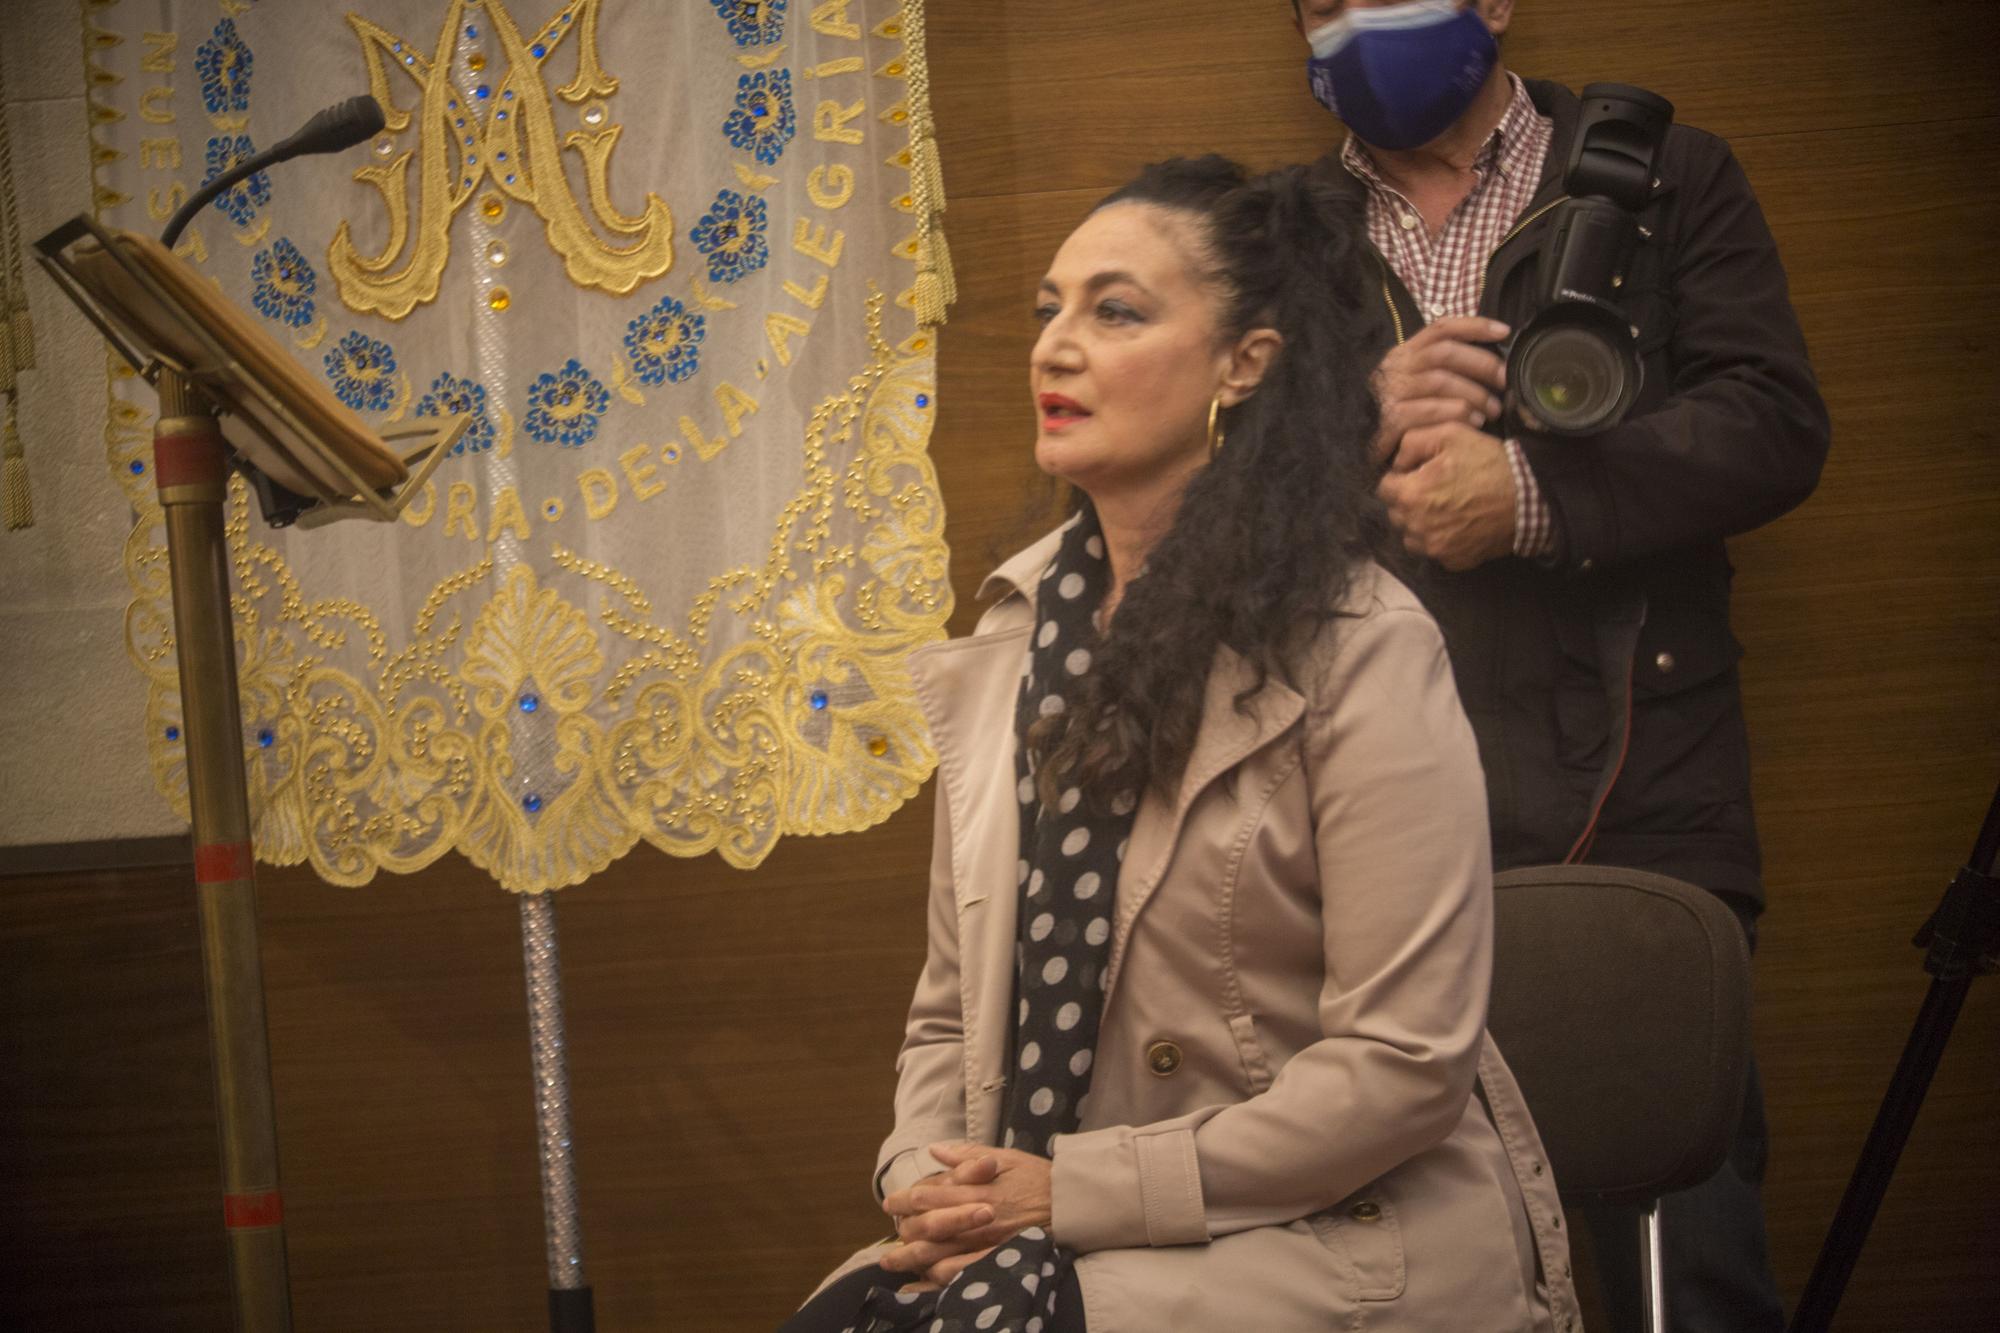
[1790,771,1999,1333]
[1788,977,1970,1333]
[155,372,293,1330]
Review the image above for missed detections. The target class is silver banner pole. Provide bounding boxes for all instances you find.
[520,892,593,1333]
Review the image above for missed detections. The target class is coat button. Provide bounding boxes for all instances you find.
[1655,651,1677,673]
[1578,557,1595,573]
[1349,1200,1382,1222]
[1145,1040,1182,1076]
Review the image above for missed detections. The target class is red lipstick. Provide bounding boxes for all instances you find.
[1038,392,1090,430]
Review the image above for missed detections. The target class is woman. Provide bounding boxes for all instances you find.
[783,158,1579,1333]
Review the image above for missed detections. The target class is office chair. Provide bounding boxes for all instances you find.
[1487,865,1754,1333]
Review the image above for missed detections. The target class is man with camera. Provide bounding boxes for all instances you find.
[1291,1,1831,1328]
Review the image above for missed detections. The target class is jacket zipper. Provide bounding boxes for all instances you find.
[1476,193,1571,306]
[1375,252,1407,346]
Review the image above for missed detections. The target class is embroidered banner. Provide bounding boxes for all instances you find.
[84,0,954,888]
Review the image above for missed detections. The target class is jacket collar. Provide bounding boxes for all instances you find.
[1523,77,1582,194]
[976,524,1066,607]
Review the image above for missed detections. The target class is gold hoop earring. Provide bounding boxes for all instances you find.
[1207,395,1227,461]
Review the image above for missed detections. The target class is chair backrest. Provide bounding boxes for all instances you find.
[1486,865,1753,1206]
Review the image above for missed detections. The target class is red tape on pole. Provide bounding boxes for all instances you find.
[223,1190,284,1229]
[194,841,254,884]
[153,431,227,488]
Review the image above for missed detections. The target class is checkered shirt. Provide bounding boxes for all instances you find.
[1342,74,1558,558]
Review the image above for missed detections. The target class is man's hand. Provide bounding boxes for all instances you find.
[879,1142,1055,1282]
[1372,317,1510,465]
[1377,422,1518,571]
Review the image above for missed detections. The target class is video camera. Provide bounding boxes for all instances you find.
[1500,84,1675,437]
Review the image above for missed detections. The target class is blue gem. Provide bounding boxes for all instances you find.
[519,693,541,713]
[404,54,415,65]
[165,726,180,741]
[474,85,491,100]
[129,459,145,474]
[531,43,547,58]
[916,394,930,408]
[256,728,274,748]
[465,24,478,38]
[523,793,543,813]
[505,173,516,183]
[456,117,465,127]
[503,90,514,101]
[496,151,508,161]
[463,177,473,187]
[392,41,402,52]
[809,690,829,711]
[467,154,477,164]
[496,110,508,120]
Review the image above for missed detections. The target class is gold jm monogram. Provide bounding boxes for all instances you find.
[332,0,673,319]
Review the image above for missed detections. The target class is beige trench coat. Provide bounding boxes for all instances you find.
[821,530,1580,1332]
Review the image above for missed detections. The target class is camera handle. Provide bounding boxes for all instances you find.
[1788,770,2000,1332]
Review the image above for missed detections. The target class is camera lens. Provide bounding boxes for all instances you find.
[1517,325,1630,434]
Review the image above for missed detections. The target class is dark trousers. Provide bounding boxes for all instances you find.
[779,1262,1089,1333]
[1576,1052,1786,1332]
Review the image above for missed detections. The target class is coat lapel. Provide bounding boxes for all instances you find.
[1104,649,1305,1002]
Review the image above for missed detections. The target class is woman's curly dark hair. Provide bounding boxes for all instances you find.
[1028,155,1395,807]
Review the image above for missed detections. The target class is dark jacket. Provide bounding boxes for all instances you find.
[1322,79,1831,912]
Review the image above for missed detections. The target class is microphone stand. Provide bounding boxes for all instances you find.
[1788,772,2000,1331]
[84,93,380,1333]
[145,91,600,1333]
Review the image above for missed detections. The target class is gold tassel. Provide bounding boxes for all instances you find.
[930,226,957,309]
[920,134,947,220]
[7,308,32,373]
[913,268,946,331]
[3,394,30,532]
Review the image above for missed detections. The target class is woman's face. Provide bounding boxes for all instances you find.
[1030,203,1235,501]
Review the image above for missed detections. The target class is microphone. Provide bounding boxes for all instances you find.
[161,95,386,248]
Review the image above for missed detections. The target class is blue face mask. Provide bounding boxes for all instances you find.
[1306,0,1499,151]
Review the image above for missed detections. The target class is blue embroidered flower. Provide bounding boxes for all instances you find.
[524,359,610,448]
[323,331,398,412]
[722,70,796,166]
[707,0,787,47]
[623,295,707,386]
[415,372,496,455]
[689,189,769,285]
[202,135,271,226]
[250,238,315,328]
[195,18,253,115]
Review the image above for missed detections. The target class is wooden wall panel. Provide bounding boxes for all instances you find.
[0,867,229,1330]
[4,2,1997,1329]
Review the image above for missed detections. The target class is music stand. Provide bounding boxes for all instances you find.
[34,215,463,1331]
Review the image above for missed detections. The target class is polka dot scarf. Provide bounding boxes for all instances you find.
[847,513,1131,1333]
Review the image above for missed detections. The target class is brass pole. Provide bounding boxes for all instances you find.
[154,369,293,1331]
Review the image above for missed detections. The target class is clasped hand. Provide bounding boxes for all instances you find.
[1371,317,1519,572]
[878,1141,1054,1291]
